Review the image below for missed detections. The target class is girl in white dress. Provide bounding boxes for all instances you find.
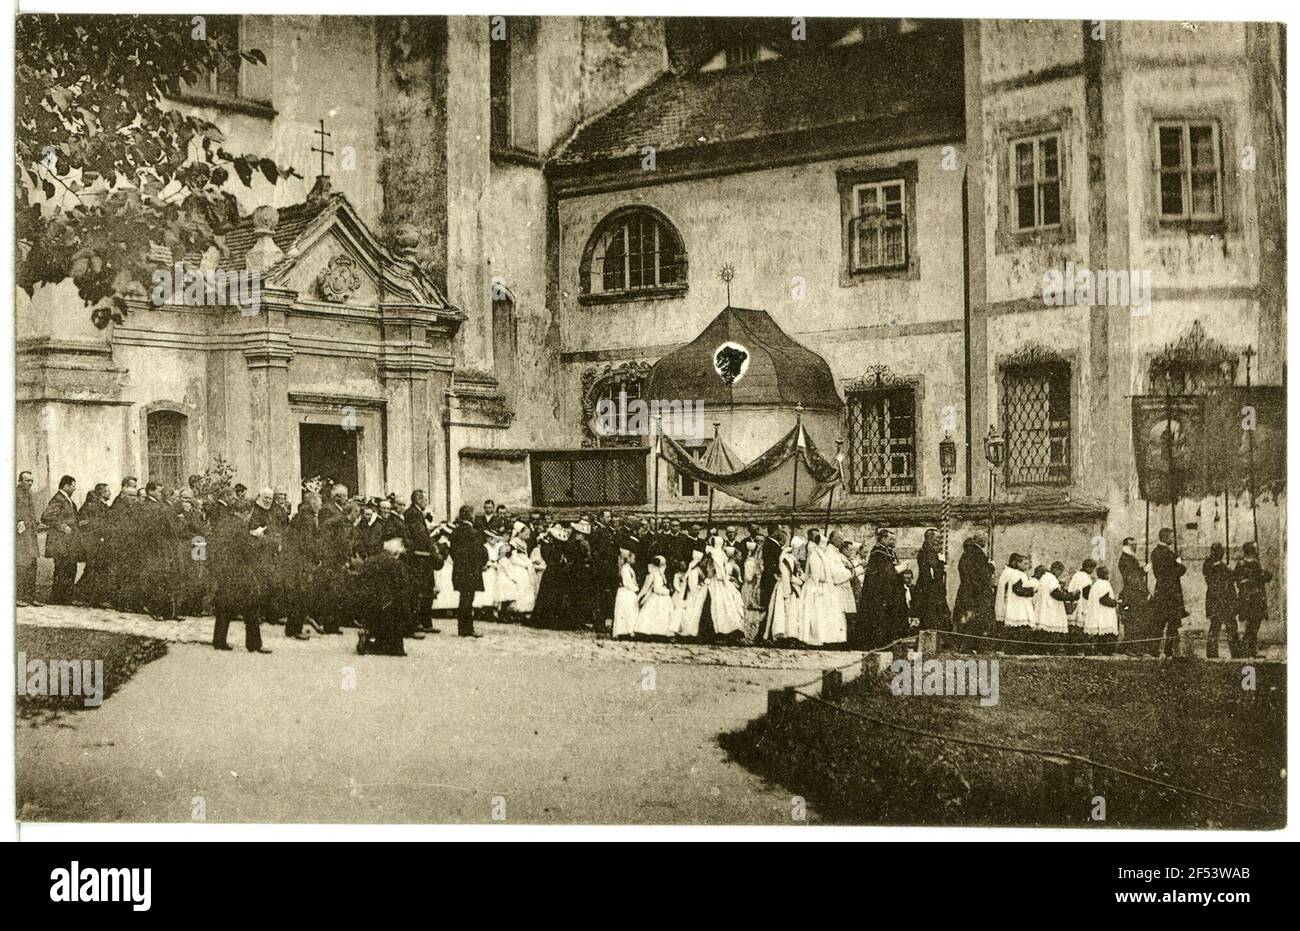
[611,548,640,639]
[669,562,689,634]
[500,537,536,615]
[704,537,746,638]
[1085,564,1120,635]
[763,542,803,643]
[675,550,707,638]
[635,556,675,638]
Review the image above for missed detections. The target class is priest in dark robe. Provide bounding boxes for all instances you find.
[856,528,909,648]
[953,533,994,634]
[914,528,949,630]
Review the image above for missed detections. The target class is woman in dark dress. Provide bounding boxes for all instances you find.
[531,525,570,629]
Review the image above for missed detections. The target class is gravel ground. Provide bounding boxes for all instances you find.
[16,606,863,825]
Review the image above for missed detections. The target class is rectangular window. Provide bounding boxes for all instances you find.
[1011,134,1061,231]
[1156,120,1222,221]
[847,386,916,494]
[851,180,908,271]
[1002,363,1071,486]
[676,441,710,499]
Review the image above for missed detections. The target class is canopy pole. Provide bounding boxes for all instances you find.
[790,404,803,542]
[706,419,720,536]
[653,416,661,528]
[1163,378,1178,551]
[1244,345,1259,547]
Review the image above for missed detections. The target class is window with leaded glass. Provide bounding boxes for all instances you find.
[1001,363,1071,486]
[582,208,687,299]
[147,410,187,491]
[847,386,916,494]
[851,180,908,272]
[1156,120,1222,222]
[1011,133,1061,231]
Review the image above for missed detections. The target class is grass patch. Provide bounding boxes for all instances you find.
[17,625,168,725]
[720,655,1285,829]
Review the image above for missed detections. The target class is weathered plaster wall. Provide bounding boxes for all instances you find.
[555,144,969,502]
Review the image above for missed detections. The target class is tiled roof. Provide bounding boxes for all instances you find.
[553,22,964,169]
[208,194,336,273]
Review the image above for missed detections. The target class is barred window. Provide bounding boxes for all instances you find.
[581,208,687,298]
[851,180,908,271]
[1156,121,1222,222]
[1011,134,1061,231]
[847,386,916,494]
[147,410,187,491]
[531,449,647,507]
[1002,363,1071,485]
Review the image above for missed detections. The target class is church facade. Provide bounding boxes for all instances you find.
[16,16,1286,624]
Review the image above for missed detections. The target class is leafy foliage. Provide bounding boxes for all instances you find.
[14,14,301,325]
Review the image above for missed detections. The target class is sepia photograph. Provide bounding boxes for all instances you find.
[5,3,1291,843]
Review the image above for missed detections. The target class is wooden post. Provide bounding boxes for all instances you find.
[821,669,843,699]
[1041,756,1076,823]
[767,687,796,715]
[918,629,939,654]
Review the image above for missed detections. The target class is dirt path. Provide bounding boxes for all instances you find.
[17,610,859,825]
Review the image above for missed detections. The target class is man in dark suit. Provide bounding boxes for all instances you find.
[75,483,112,606]
[284,492,322,639]
[319,483,348,526]
[404,489,440,633]
[1150,527,1187,658]
[16,471,42,606]
[451,504,486,637]
[41,475,80,604]
[210,488,271,653]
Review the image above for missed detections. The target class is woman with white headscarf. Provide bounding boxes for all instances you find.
[673,549,708,638]
[704,536,746,638]
[499,537,536,615]
[763,534,804,643]
[635,555,675,638]
[799,529,847,646]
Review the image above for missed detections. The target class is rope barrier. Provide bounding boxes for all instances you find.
[936,630,1169,647]
[788,688,1271,815]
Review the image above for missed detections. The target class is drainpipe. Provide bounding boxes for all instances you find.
[962,169,973,497]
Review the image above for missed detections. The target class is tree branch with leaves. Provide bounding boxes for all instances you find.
[15,14,301,326]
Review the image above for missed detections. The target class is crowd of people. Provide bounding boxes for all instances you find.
[15,470,1273,659]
